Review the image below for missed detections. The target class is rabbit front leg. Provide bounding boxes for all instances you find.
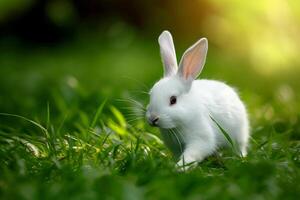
[176,150,199,171]
[176,136,216,170]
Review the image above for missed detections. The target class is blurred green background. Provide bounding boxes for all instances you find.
[0,0,300,199]
[1,0,299,116]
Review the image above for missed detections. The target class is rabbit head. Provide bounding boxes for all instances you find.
[146,31,208,129]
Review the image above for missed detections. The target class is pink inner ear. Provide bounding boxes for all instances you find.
[183,63,192,79]
[182,46,200,79]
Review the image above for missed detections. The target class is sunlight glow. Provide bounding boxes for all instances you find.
[208,0,300,74]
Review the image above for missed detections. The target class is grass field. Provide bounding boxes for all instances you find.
[0,31,299,200]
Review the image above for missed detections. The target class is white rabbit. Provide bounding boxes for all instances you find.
[146,30,250,169]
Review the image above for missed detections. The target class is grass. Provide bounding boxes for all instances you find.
[0,101,299,200]
[0,30,300,199]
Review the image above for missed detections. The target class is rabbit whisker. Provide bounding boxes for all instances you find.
[174,126,185,142]
[127,117,144,124]
[120,76,150,91]
[128,90,149,96]
[124,113,144,117]
[120,106,146,112]
[116,98,146,110]
[170,128,183,155]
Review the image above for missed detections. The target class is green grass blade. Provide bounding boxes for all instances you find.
[134,136,141,154]
[210,116,234,147]
[210,115,241,156]
[46,102,50,130]
[90,98,107,128]
[0,113,48,134]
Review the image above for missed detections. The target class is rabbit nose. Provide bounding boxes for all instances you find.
[149,115,159,126]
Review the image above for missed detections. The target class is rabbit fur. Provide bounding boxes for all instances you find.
[146,31,250,169]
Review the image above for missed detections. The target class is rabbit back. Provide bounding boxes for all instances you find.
[190,79,249,153]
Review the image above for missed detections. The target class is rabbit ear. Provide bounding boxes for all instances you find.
[178,38,208,80]
[158,31,178,77]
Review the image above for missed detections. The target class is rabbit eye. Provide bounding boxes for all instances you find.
[170,96,177,105]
